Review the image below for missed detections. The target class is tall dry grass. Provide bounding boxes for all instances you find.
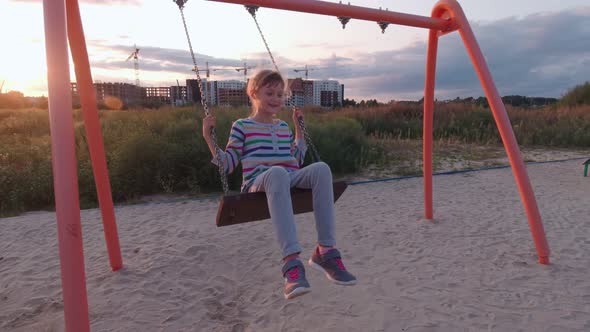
[1,102,589,216]
[337,102,590,147]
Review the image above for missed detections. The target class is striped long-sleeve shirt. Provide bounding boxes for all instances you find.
[214,118,307,191]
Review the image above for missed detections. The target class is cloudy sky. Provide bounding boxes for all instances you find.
[2,0,589,101]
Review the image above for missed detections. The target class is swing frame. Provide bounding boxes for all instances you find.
[41,0,551,330]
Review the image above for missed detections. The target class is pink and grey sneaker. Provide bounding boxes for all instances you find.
[282,259,311,299]
[308,248,357,285]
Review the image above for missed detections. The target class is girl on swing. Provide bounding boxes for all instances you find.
[202,69,356,299]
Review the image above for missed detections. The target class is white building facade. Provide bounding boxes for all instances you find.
[186,79,247,107]
[312,80,343,107]
[287,78,343,108]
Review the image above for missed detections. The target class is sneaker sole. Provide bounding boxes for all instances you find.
[285,286,311,300]
[308,259,357,286]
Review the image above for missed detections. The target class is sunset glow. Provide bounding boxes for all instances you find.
[2,0,589,100]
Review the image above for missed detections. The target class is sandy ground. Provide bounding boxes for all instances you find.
[1,158,590,331]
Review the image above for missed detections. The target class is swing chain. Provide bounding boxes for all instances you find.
[246,6,321,163]
[297,117,321,163]
[177,3,229,194]
[245,6,280,75]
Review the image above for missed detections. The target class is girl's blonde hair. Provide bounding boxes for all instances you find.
[246,69,286,99]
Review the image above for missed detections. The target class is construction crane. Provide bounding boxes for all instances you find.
[293,65,318,80]
[193,61,234,79]
[174,79,182,106]
[126,44,140,86]
[235,62,255,80]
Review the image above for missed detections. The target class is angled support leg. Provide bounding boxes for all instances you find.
[430,0,550,264]
[66,0,123,272]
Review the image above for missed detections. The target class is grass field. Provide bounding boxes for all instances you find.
[1,101,589,217]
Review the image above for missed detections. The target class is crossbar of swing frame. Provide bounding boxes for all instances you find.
[43,0,551,330]
[207,0,452,31]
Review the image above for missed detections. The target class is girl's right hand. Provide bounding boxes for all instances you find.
[202,114,216,139]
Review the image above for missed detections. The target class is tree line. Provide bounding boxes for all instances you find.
[0,91,48,109]
[342,95,559,109]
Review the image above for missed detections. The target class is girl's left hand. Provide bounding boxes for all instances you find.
[292,108,303,124]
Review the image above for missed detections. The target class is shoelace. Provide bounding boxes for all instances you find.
[286,267,300,281]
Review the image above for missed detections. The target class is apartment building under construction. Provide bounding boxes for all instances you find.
[71,82,143,106]
[71,77,343,108]
[186,79,248,107]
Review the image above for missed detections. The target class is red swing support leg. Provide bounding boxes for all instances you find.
[423,28,439,221]
[423,0,550,264]
[42,0,124,330]
[66,0,123,272]
[42,0,90,330]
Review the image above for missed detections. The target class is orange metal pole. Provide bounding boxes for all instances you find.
[423,29,440,221]
[208,0,450,31]
[42,0,90,330]
[432,0,550,264]
[66,0,123,272]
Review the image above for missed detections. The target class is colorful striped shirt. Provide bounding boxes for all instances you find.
[213,118,307,191]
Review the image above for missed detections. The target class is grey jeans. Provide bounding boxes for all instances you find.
[248,162,336,258]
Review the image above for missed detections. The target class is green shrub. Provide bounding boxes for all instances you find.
[0,137,53,215]
[2,99,590,216]
[560,82,590,107]
[305,117,369,174]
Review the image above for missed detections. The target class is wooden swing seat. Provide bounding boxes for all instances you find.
[216,181,348,227]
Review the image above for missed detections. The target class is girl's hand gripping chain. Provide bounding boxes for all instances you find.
[292,108,304,140]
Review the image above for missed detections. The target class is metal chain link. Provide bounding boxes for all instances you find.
[176,1,229,194]
[246,6,321,163]
[297,117,320,162]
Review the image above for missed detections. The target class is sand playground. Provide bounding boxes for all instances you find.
[1,157,590,331]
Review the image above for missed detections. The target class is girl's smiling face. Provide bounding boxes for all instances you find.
[252,82,285,116]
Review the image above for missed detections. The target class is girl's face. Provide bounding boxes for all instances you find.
[252,83,285,115]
